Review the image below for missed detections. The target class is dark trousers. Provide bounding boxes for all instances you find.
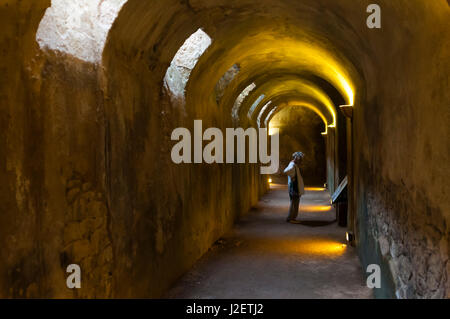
[288,194,301,221]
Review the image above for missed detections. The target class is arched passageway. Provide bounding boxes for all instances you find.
[268,106,327,187]
[0,0,448,299]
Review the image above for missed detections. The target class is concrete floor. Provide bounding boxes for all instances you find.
[166,185,373,299]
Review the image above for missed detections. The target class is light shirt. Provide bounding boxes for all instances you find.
[284,162,305,195]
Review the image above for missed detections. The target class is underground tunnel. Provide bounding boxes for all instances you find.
[0,0,449,301]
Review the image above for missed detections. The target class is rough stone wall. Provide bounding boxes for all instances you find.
[0,0,114,298]
[102,44,267,298]
[0,0,49,297]
[353,1,450,299]
[269,107,326,186]
[364,179,448,298]
[38,53,110,298]
[63,172,113,298]
[0,0,267,298]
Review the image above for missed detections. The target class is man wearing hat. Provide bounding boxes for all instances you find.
[283,152,305,224]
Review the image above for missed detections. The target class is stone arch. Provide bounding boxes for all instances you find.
[163,28,212,106]
[231,83,257,121]
[36,0,128,63]
[265,102,330,135]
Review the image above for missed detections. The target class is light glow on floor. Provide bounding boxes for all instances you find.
[305,187,326,191]
[301,205,333,212]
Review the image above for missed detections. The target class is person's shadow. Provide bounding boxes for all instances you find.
[299,220,336,227]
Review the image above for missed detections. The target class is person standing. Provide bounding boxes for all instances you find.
[283,152,305,224]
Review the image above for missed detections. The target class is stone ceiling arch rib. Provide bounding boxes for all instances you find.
[100,0,380,122]
[163,28,212,107]
[265,101,330,135]
[259,95,332,133]
[239,79,337,128]
[220,70,346,127]
[184,19,366,120]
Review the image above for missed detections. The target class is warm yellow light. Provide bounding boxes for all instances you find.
[302,205,332,212]
[336,72,355,106]
[270,102,330,135]
[274,82,337,128]
[268,126,279,136]
[346,232,350,242]
[268,178,273,183]
[190,30,358,124]
[296,102,330,134]
[305,86,336,128]
[346,231,354,243]
[305,187,326,191]
[291,240,347,256]
[252,239,347,256]
[230,36,356,108]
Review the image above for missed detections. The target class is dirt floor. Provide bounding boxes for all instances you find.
[166,184,373,299]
